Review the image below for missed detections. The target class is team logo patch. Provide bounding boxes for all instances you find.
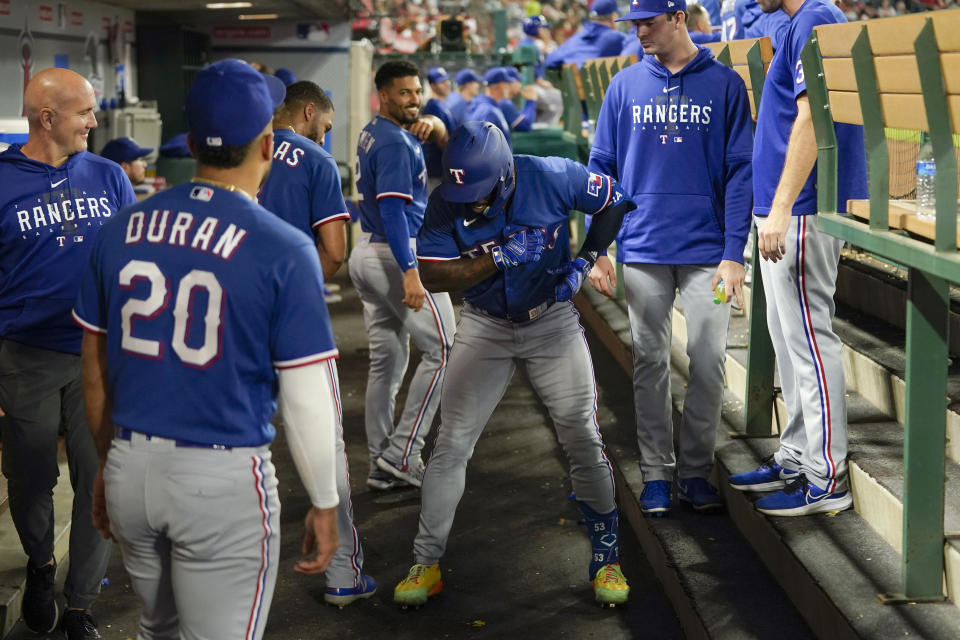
[587,172,604,197]
[205,136,223,147]
[190,186,215,202]
[449,168,465,184]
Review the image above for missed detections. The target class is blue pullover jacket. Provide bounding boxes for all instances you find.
[589,46,753,265]
[0,144,135,353]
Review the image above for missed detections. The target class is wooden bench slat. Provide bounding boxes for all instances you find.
[881,93,926,129]
[828,90,864,125]
[725,37,773,64]
[815,21,863,57]
[733,65,751,90]
[865,13,929,56]
[933,9,960,52]
[823,57,857,92]
[874,55,921,94]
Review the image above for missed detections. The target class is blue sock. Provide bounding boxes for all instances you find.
[578,501,620,581]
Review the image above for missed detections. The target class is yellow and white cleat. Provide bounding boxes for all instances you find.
[593,563,630,607]
[394,563,443,609]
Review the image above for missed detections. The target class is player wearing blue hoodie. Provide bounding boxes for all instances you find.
[545,0,627,69]
[588,0,753,517]
[0,68,135,640]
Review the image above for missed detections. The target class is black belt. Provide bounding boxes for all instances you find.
[478,299,554,324]
[115,426,232,451]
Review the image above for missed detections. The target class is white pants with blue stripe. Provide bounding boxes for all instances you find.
[348,236,456,470]
[104,436,280,640]
[756,214,849,492]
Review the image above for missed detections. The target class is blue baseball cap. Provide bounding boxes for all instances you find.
[274,68,297,86]
[428,67,450,84]
[484,67,512,85]
[159,133,192,158]
[616,0,686,21]
[454,68,482,86]
[505,66,523,82]
[591,0,620,15]
[100,137,153,164]
[185,59,286,148]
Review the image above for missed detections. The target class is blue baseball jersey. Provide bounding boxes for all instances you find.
[73,182,337,447]
[259,128,350,240]
[355,116,428,236]
[753,0,867,216]
[499,98,537,132]
[421,98,458,178]
[0,145,135,354]
[445,91,470,125]
[589,46,754,265]
[465,95,512,147]
[518,35,547,79]
[544,22,626,69]
[417,155,628,317]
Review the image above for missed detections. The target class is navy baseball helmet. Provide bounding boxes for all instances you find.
[439,121,515,218]
[523,15,549,37]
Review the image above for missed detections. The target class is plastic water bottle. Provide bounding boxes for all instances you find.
[713,280,727,305]
[916,137,937,221]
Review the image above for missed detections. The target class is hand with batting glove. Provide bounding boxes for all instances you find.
[550,257,592,302]
[490,228,546,270]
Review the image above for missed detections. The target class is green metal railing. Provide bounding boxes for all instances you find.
[802,18,952,603]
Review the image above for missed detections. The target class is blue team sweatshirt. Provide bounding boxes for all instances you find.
[589,46,754,265]
[0,145,135,354]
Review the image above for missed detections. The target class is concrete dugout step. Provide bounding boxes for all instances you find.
[578,286,960,638]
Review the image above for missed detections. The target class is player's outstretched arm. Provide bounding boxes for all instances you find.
[278,362,340,574]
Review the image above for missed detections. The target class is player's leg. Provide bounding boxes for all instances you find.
[521,303,627,604]
[379,290,456,479]
[61,370,112,613]
[412,305,515,564]
[103,441,179,639]
[0,342,73,632]
[320,360,376,606]
[396,306,515,606]
[752,216,850,514]
[168,449,281,640]
[673,264,731,510]
[622,264,679,481]
[349,243,410,478]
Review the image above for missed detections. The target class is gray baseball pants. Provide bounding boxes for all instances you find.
[104,435,280,640]
[323,359,365,589]
[623,264,731,483]
[0,340,110,610]
[348,235,456,470]
[756,214,848,492]
[413,301,616,564]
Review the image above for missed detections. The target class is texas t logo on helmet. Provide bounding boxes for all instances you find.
[449,168,465,184]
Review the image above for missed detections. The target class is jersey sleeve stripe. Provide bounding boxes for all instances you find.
[274,349,339,369]
[592,177,613,215]
[376,192,413,201]
[311,213,351,229]
[72,310,107,334]
[416,255,459,262]
[510,114,526,128]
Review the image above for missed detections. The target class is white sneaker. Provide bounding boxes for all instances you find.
[376,456,425,488]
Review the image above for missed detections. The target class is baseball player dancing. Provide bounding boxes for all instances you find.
[393,122,636,608]
[728,0,867,515]
[351,61,456,490]
[259,80,376,606]
[75,60,341,639]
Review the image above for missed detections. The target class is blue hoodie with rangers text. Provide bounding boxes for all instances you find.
[0,145,136,354]
[589,46,753,265]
